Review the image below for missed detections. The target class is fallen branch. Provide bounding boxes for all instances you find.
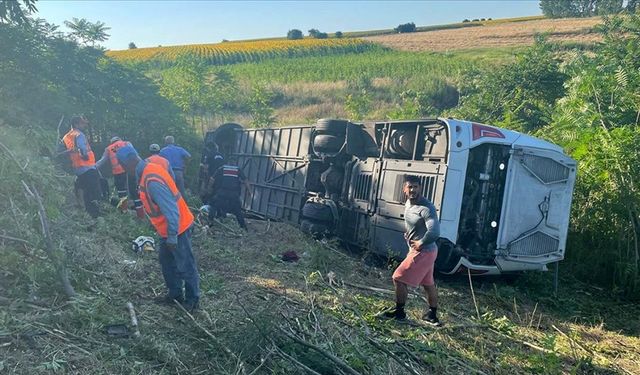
[365,336,421,375]
[468,268,481,320]
[277,326,363,375]
[0,233,33,246]
[247,346,275,375]
[273,346,322,375]
[22,181,76,298]
[342,281,426,302]
[126,302,140,338]
[488,328,552,353]
[550,324,632,375]
[174,300,247,374]
[0,140,27,173]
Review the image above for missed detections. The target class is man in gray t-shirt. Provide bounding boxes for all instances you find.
[380,175,442,326]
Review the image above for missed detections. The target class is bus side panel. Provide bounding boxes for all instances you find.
[234,126,313,223]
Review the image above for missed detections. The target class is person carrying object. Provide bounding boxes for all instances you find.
[116,144,200,313]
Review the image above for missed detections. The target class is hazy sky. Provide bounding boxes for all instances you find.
[36,1,542,50]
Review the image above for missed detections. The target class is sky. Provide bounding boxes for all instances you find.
[35,1,542,50]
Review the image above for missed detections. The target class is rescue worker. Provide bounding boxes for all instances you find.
[208,158,250,230]
[116,145,200,312]
[147,143,171,172]
[159,136,191,198]
[96,136,144,218]
[61,115,101,218]
[380,175,441,326]
[199,141,224,202]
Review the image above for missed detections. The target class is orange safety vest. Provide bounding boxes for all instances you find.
[106,140,128,175]
[146,154,171,171]
[138,162,194,237]
[62,128,95,169]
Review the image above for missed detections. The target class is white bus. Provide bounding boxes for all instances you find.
[209,118,576,275]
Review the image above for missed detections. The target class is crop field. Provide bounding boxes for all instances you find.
[364,17,602,52]
[106,38,379,66]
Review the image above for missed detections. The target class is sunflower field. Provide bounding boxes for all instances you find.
[106,38,380,67]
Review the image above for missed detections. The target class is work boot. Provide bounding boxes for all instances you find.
[378,307,407,322]
[422,308,442,327]
[154,294,184,306]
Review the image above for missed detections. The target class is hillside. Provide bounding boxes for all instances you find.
[364,17,601,52]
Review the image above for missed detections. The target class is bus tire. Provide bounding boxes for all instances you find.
[315,119,348,136]
[313,134,344,154]
[302,202,333,222]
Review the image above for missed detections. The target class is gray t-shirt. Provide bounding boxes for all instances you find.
[404,196,440,250]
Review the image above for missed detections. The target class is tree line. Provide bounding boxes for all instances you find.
[540,0,638,18]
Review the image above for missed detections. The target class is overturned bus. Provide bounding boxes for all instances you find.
[208,118,577,275]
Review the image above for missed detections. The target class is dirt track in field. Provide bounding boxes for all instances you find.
[364,17,602,51]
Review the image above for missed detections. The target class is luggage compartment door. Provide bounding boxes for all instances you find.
[371,160,447,256]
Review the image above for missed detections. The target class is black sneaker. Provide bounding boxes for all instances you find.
[154,294,184,306]
[422,309,442,327]
[378,308,407,322]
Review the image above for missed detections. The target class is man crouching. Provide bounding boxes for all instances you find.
[381,175,441,326]
[116,145,200,313]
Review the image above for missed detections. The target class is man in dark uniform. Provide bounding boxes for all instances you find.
[208,158,250,230]
[199,141,224,202]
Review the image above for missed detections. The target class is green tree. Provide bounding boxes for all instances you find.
[287,29,303,40]
[64,17,110,46]
[394,22,416,33]
[453,36,566,132]
[128,42,137,49]
[542,14,640,296]
[0,0,37,24]
[540,0,623,18]
[247,82,275,128]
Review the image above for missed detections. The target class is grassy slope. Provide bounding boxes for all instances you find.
[1,126,638,374]
[221,48,518,125]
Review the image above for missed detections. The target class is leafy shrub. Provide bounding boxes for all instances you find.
[335,31,343,38]
[452,36,566,132]
[394,22,416,33]
[287,29,303,40]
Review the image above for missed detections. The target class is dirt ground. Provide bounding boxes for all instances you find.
[364,17,602,52]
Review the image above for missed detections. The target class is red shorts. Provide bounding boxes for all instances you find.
[392,246,438,287]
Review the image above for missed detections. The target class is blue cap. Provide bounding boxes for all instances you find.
[115,144,139,165]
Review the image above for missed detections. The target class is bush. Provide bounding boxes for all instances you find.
[128,42,137,49]
[394,22,416,33]
[287,29,303,40]
[308,28,328,39]
[335,31,343,38]
[462,19,470,23]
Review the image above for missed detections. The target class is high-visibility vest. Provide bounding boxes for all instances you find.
[62,128,95,169]
[106,140,128,175]
[146,154,170,171]
[138,162,193,238]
